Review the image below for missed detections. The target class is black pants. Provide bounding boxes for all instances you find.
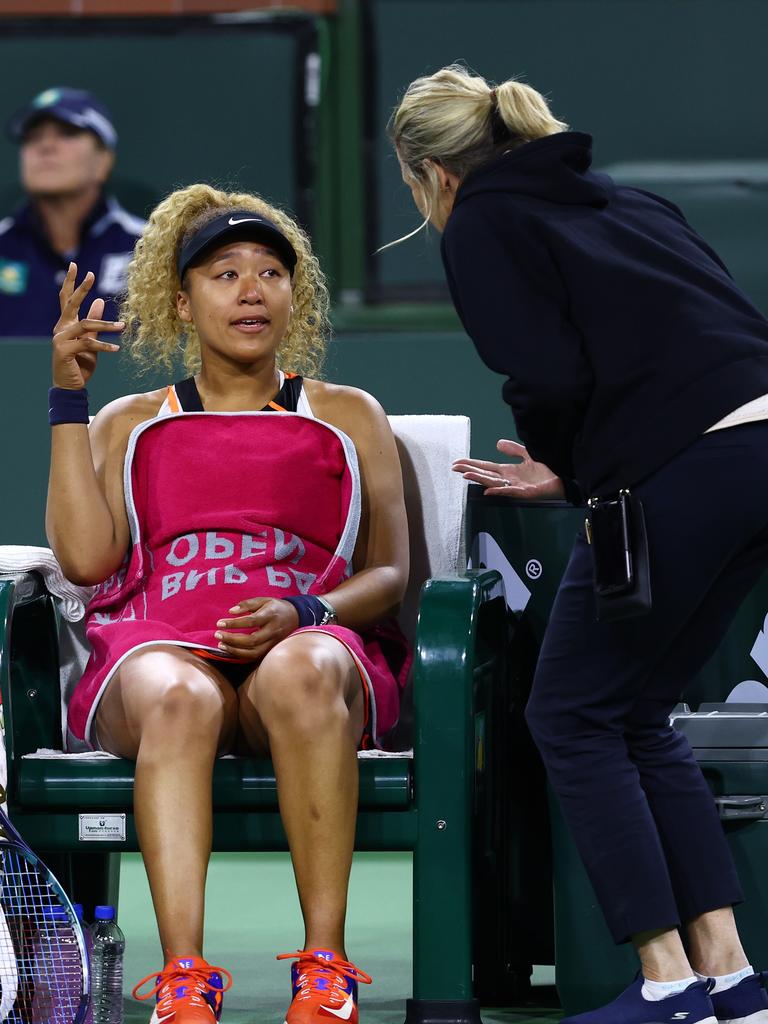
[525,421,768,944]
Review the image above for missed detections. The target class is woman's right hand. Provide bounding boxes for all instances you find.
[453,438,565,499]
[52,262,124,390]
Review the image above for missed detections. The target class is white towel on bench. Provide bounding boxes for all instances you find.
[0,546,93,622]
[23,747,413,760]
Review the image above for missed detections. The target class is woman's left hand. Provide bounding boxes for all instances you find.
[214,598,300,660]
[453,438,565,499]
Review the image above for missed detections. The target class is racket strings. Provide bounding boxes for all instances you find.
[0,846,86,1023]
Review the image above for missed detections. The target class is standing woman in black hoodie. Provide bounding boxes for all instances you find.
[390,65,768,1024]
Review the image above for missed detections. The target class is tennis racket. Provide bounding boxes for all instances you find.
[0,788,88,1023]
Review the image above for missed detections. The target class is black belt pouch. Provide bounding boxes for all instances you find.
[585,489,652,622]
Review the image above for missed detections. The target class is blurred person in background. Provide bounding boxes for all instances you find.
[390,64,768,1024]
[0,87,144,336]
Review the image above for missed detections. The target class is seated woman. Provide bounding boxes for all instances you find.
[46,184,410,1024]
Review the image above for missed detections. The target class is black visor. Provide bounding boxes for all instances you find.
[177,210,298,279]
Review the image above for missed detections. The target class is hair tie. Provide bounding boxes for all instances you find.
[489,87,498,108]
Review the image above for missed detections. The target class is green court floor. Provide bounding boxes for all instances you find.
[117,852,562,1024]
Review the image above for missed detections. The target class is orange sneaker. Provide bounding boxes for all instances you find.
[277,949,372,1024]
[132,956,232,1024]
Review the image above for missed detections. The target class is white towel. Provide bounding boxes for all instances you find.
[385,415,470,751]
[23,748,119,760]
[388,415,470,641]
[0,546,93,622]
[10,417,470,756]
[23,747,413,760]
[0,422,469,637]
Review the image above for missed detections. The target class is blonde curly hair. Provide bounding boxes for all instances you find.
[119,184,329,378]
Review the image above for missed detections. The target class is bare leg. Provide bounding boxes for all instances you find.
[94,646,239,962]
[634,906,750,983]
[633,928,694,982]
[685,906,750,977]
[238,633,365,955]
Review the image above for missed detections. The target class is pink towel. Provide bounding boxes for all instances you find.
[67,412,410,747]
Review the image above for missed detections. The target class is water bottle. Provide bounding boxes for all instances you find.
[31,904,83,1024]
[73,904,94,1024]
[90,905,125,1024]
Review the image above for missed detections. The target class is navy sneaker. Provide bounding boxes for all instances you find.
[711,971,768,1023]
[560,976,716,1024]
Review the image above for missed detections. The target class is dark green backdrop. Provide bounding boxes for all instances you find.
[2,1,768,542]
[0,19,306,223]
[368,0,768,306]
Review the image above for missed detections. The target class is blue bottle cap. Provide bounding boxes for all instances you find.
[43,905,68,921]
[73,903,84,921]
[94,905,115,920]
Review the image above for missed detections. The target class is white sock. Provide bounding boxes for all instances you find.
[641,976,698,1001]
[695,965,755,994]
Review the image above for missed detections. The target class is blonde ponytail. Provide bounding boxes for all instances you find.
[386,63,568,247]
[494,78,567,143]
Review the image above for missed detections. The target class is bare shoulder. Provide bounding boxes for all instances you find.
[89,387,167,450]
[303,379,390,440]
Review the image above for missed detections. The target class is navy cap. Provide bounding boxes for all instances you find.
[177,210,298,280]
[7,87,118,149]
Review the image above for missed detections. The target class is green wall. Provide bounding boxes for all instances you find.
[1,4,766,305]
[3,1,768,544]
[370,0,768,302]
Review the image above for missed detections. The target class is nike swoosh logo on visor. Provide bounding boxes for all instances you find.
[321,993,355,1020]
[228,216,261,225]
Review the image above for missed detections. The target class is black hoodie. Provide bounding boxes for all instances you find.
[441,132,768,500]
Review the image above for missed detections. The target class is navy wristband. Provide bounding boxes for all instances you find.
[284,595,326,628]
[49,387,89,426]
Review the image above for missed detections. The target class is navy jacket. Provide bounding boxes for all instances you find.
[441,132,768,500]
[0,195,145,337]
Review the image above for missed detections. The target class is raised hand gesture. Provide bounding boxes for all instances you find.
[453,438,565,499]
[52,262,124,390]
